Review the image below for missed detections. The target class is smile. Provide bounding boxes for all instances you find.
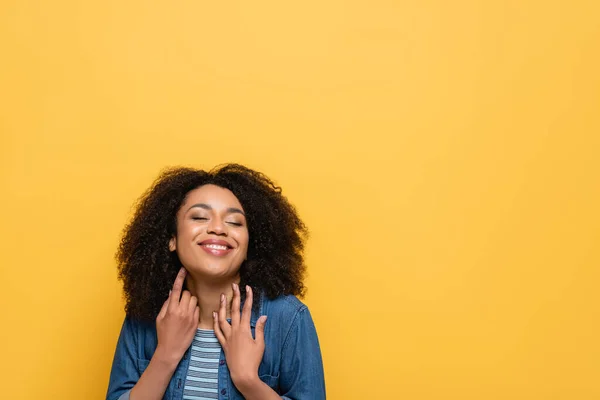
[198,240,234,256]
[203,244,228,250]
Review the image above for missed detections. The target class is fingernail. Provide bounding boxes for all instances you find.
[221,293,225,303]
[246,285,251,292]
[213,312,217,319]
[169,290,172,295]
[232,283,237,290]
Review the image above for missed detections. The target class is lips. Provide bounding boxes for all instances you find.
[198,239,233,256]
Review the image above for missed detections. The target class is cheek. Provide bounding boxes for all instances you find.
[236,231,250,252]
[177,223,202,239]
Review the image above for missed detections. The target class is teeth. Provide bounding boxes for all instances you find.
[204,244,228,250]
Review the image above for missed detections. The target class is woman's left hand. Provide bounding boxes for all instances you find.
[214,283,267,391]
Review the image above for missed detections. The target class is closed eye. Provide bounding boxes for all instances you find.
[192,217,208,221]
[227,222,243,226]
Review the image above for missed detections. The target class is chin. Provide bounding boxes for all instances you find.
[187,263,240,279]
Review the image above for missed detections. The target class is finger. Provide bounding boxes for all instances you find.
[180,290,191,309]
[188,295,198,314]
[213,311,226,346]
[231,283,241,327]
[218,293,231,336]
[241,285,253,327]
[193,306,200,326]
[255,315,267,345]
[158,297,170,320]
[168,268,187,311]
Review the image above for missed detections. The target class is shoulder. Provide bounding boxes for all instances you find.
[260,295,322,361]
[261,294,308,317]
[122,315,156,331]
[260,294,314,338]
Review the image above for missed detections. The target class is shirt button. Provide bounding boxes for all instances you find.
[221,389,227,395]
[219,360,225,365]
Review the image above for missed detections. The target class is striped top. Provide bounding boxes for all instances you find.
[183,329,222,400]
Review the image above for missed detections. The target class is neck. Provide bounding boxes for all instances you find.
[185,273,240,330]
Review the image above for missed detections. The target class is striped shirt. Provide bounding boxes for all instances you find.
[183,329,222,400]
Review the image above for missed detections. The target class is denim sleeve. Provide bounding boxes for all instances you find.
[279,307,326,400]
[106,317,139,400]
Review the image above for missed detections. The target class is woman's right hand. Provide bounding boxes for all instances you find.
[128,268,198,400]
[154,267,199,365]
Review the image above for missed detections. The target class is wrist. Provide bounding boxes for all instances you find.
[153,345,183,370]
[231,373,262,394]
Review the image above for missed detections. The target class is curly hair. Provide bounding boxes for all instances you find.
[116,163,308,322]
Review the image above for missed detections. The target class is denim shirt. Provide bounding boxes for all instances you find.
[106,294,326,400]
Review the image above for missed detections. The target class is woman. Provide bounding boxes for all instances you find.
[106,164,325,400]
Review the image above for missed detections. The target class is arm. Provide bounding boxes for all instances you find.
[106,317,141,400]
[127,351,180,400]
[233,379,281,400]
[214,284,281,400]
[214,284,325,400]
[235,306,326,400]
[107,268,199,400]
[106,319,180,400]
[279,306,326,400]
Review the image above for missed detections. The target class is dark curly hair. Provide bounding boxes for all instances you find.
[116,163,308,322]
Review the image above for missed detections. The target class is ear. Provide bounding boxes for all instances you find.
[169,237,176,252]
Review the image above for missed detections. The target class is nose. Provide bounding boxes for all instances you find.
[207,217,227,236]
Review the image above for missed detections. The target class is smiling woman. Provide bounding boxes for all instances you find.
[169,185,250,282]
[106,164,325,400]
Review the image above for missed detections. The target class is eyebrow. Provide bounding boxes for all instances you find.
[186,203,246,216]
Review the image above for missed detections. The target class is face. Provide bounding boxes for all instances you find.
[169,184,249,280]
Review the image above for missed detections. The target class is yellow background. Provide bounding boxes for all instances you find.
[1,1,599,399]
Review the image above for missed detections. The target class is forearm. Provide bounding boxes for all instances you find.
[129,349,179,400]
[235,377,282,400]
